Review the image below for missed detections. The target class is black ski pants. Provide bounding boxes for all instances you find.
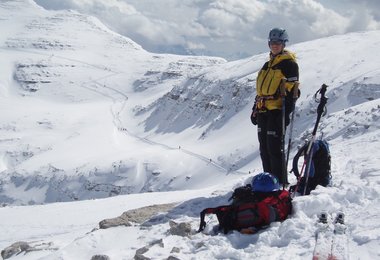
[257,109,284,184]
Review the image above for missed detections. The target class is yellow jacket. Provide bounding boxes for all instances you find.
[256,50,299,111]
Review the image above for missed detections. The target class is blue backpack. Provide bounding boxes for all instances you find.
[291,140,331,195]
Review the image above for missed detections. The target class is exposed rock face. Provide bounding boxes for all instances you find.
[99,203,177,229]
[1,241,57,259]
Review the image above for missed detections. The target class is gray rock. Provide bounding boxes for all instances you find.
[1,241,57,259]
[135,246,149,255]
[167,256,181,260]
[134,253,151,260]
[91,255,110,260]
[168,221,192,237]
[170,247,180,253]
[99,203,176,229]
[99,216,132,229]
[134,239,164,260]
[1,242,30,259]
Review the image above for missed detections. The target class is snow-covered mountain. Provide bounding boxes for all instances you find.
[0,0,379,259]
[0,0,230,205]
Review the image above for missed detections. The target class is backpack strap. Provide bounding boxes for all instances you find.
[291,143,307,178]
[197,205,232,232]
[198,208,208,232]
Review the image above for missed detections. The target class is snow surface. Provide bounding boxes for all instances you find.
[0,0,379,259]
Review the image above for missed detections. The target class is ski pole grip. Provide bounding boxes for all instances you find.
[280,78,286,97]
[293,82,300,98]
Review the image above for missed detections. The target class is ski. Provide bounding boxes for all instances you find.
[312,211,332,260]
[312,212,349,260]
[329,212,349,260]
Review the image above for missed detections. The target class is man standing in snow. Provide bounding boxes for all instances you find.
[251,28,299,185]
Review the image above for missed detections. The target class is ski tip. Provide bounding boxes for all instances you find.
[334,212,345,224]
[318,211,328,224]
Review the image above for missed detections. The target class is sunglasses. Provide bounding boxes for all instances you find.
[269,40,284,46]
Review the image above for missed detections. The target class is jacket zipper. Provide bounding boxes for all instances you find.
[265,56,279,94]
[259,59,273,94]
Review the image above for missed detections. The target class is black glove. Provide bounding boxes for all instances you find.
[250,110,257,125]
[250,101,258,125]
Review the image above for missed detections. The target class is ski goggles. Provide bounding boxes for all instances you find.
[269,40,284,45]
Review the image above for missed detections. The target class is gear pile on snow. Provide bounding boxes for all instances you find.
[198,173,292,234]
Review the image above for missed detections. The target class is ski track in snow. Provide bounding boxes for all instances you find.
[74,61,236,174]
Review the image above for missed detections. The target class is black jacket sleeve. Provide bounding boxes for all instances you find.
[280,59,299,118]
[281,60,299,82]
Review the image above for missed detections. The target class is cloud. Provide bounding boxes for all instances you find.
[33,0,380,60]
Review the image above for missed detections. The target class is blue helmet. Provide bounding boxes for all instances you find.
[268,28,288,44]
[251,172,280,192]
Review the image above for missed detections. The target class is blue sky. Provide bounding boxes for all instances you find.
[34,0,380,60]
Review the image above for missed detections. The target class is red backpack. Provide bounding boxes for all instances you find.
[198,189,292,234]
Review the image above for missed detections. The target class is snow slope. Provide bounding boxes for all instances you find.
[0,0,229,205]
[0,0,379,259]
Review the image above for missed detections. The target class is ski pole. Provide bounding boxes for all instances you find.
[285,82,300,173]
[280,78,287,189]
[302,141,314,195]
[302,84,328,195]
[291,159,306,198]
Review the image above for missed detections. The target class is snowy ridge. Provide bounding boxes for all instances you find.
[0,1,379,259]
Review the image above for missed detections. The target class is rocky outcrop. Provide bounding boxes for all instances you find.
[1,241,57,259]
[99,203,177,229]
